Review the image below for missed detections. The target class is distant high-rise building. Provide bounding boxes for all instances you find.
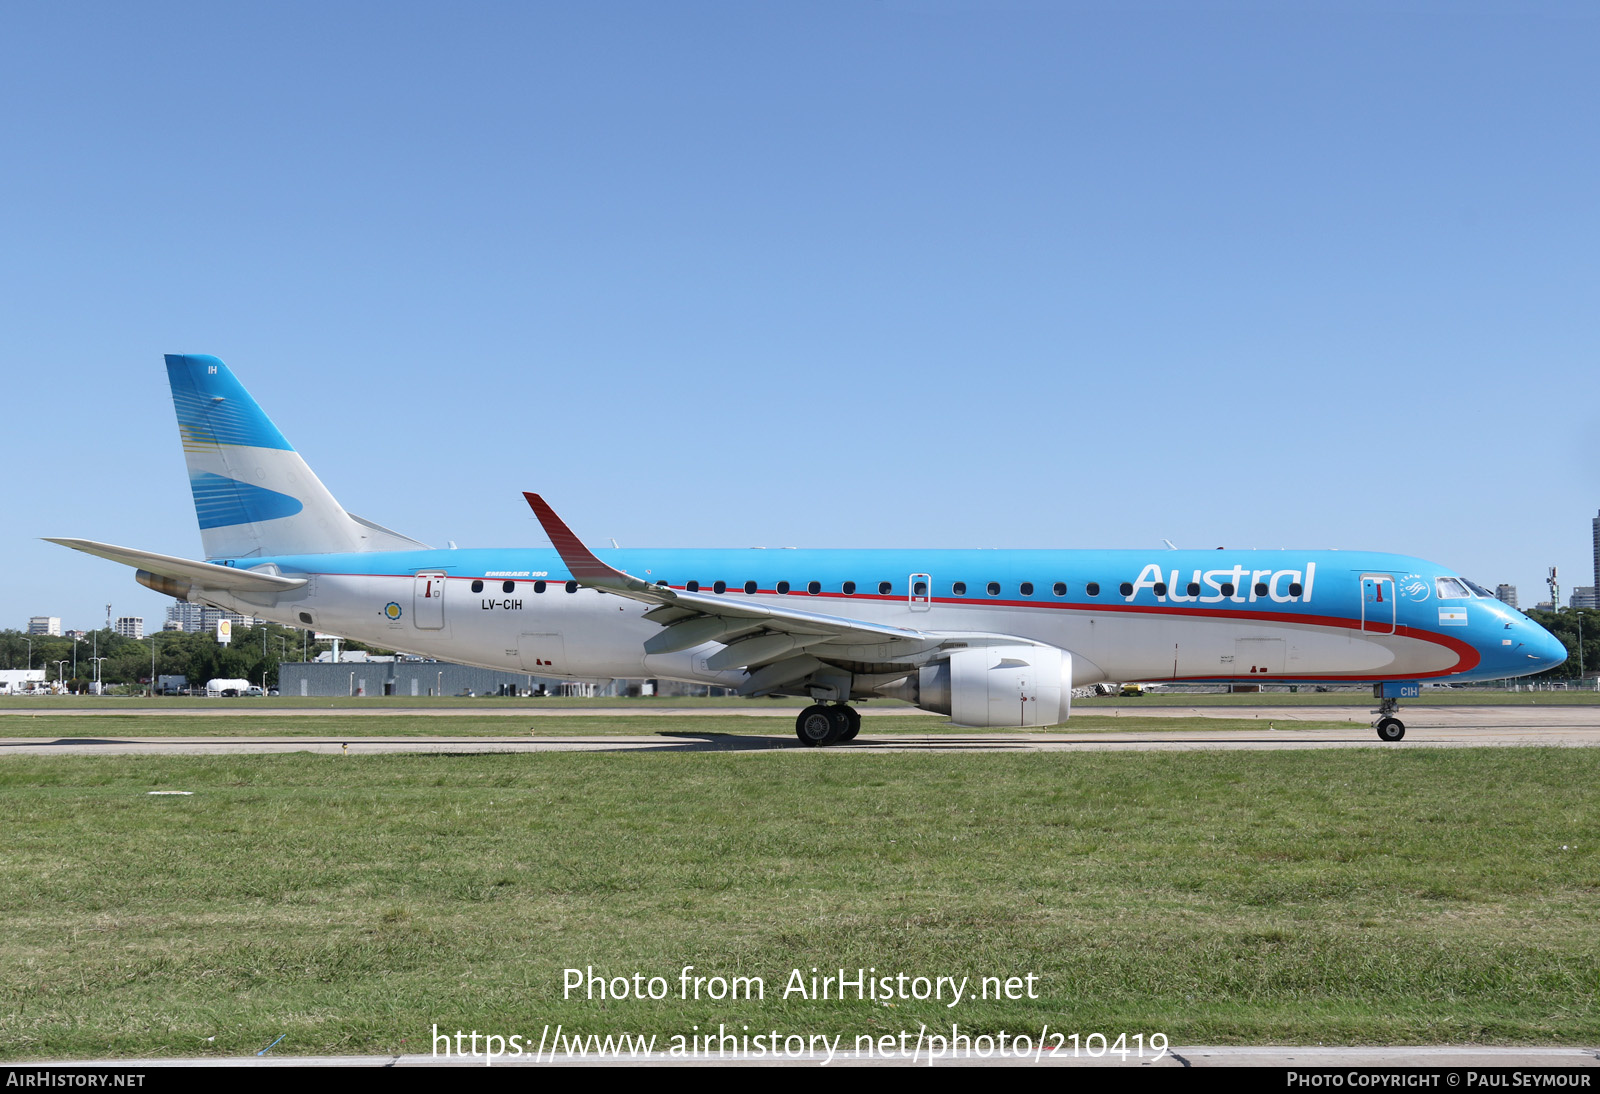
[113,617,144,639]
[1495,584,1519,609]
[165,600,258,633]
[27,616,61,636]
[1572,588,1597,611]
[1593,510,1600,593]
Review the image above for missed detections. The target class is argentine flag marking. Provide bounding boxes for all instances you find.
[1438,608,1468,626]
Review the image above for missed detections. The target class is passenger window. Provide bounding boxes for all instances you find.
[533,581,546,594]
[807,581,821,595]
[503,580,515,594]
[686,581,699,592]
[878,581,892,595]
[1153,583,1167,596]
[713,580,727,594]
[777,581,790,594]
[1052,582,1066,596]
[842,581,856,594]
[1220,583,1235,597]
[914,581,928,596]
[953,582,967,596]
[1254,582,1268,596]
[1119,582,1133,596]
[1020,582,1034,596]
[471,580,483,593]
[1288,582,1303,597]
[744,580,757,594]
[1086,583,1100,596]
[1188,583,1201,596]
[987,582,1001,596]
[564,581,578,593]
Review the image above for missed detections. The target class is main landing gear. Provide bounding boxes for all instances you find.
[1373,697,1406,742]
[795,704,860,747]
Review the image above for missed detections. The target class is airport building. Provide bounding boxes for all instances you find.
[27,616,61,636]
[277,656,599,698]
[0,669,48,695]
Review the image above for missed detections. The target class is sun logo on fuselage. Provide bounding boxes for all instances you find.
[383,602,403,621]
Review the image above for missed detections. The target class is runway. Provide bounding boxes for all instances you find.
[2,705,1598,754]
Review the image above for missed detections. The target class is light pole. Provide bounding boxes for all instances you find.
[91,656,109,695]
[52,660,69,692]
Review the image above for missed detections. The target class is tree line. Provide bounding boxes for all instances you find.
[1,625,384,692]
[1522,608,1600,681]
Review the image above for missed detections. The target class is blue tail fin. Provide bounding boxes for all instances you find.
[166,354,427,559]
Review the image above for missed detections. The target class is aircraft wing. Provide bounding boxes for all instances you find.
[525,494,1021,692]
[43,537,309,594]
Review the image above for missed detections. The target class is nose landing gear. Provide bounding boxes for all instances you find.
[1370,682,1419,742]
[1373,697,1406,741]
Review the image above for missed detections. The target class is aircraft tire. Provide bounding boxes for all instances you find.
[1376,717,1405,742]
[796,705,844,747]
[839,706,861,742]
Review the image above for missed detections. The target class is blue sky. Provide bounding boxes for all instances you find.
[4,1,1597,633]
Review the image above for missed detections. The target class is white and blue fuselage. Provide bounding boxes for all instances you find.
[203,545,1560,689]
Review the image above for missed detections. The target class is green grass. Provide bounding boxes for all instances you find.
[1,748,1596,1059]
[0,714,1364,738]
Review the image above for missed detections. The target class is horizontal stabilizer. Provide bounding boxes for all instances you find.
[44,538,308,594]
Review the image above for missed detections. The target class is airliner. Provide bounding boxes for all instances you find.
[49,355,1566,745]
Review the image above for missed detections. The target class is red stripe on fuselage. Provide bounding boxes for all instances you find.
[325,574,1481,680]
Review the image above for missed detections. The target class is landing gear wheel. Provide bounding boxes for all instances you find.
[1376,717,1405,742]
[795,704,843,747]
[838,706,861,742]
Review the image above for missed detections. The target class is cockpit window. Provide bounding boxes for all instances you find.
[1463,579,1497,599]
[1435,576,1472,599]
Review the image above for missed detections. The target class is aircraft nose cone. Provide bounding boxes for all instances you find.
[1536,623,1561,665]
[1528,621,1568,671]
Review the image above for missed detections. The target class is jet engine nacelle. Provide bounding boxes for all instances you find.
[913,644,1073,728]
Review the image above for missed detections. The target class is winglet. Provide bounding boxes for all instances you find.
[524,492,649,589]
